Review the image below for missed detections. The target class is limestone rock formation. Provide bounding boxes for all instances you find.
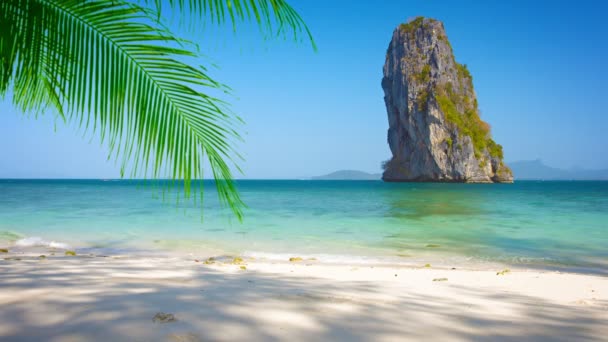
[382,17,513,183]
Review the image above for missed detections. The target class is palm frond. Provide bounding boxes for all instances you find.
[151,0,316,49]
[0,0,245,218]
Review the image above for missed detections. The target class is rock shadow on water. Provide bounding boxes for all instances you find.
[382,185,487,220]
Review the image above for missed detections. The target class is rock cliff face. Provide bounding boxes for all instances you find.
[382,17,513,183]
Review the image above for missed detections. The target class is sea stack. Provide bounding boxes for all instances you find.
[381,17,513,183]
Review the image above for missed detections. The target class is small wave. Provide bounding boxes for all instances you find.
[15,237,70,249]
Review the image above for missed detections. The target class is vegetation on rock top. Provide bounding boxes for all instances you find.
[399,16,438,35]
[434,62,504,161]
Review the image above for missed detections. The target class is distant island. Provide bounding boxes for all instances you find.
[311,170,381,180]
[509,160,608,180]
[314,161,608,181]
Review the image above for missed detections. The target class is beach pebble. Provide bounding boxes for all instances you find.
[0,248,8,253]
[289,257,303,262]
[153,312,177,323]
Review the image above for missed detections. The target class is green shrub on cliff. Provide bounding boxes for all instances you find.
[416,65,431,83]
[436,87,499,160]
[456,63,473,88]
[486,139,504,159]
[417,89,429,111]
[399,17,425,35]
[445,137,453,149]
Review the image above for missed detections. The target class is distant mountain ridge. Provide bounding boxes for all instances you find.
[509,160,608,180]
[313,162,608,181]
[312,170,381,180]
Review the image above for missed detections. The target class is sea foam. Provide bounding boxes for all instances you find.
[15,237,70,249]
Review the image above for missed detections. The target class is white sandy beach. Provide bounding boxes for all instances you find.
[0,248,607,342]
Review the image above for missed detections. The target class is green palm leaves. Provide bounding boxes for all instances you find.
[0,0,312,219]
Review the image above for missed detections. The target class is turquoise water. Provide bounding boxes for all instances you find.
[0,180,607,272]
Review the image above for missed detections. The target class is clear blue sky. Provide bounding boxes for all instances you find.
[1,0,607,178]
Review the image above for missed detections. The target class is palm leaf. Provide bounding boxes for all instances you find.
[154,0,315,47]
[1,0,247,218]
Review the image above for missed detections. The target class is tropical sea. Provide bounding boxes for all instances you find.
[0,180,606,273]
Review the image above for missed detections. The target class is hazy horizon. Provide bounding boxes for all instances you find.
[2,157,607,180]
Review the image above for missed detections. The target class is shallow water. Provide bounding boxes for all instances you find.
[1,180,607,272]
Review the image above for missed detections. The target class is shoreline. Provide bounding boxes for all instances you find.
[1,247,607,341]
[3,238,607,276]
